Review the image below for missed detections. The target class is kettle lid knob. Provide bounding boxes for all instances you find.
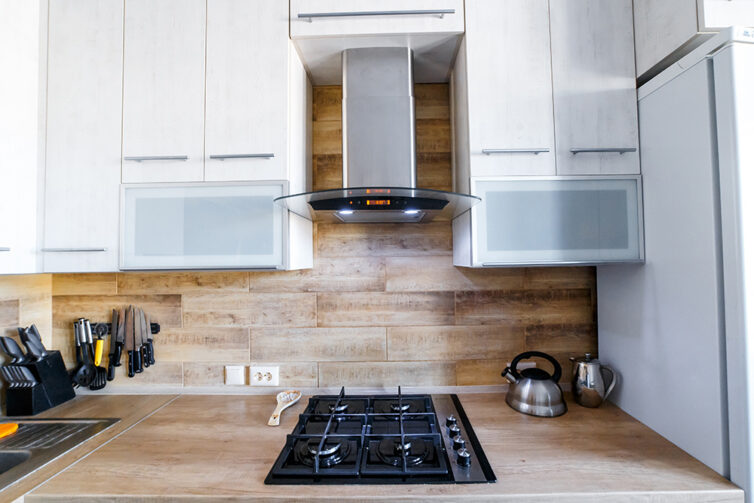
[585,353,592,361]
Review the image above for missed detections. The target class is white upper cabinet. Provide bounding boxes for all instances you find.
[43,0,123,273]
[459,0,555,179]
[290,0,464,38]
[634,0,754,80]
[204,0,288,182]
[0,0,44,275]
[122,0,206,183]
[549,0,639,175]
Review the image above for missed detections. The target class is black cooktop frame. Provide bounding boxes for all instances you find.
[264,387,496,485]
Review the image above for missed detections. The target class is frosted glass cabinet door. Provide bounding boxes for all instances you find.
[472,177,643,265]
[122,183,284,270]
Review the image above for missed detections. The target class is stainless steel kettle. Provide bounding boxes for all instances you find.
[570,353,617,408]
[502,351,567,417]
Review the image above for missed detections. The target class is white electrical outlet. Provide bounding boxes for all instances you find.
[249,365,279,386]
[224,365,246,386]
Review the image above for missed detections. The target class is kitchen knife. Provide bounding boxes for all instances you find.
[26,325,49,357]
[107,309,119,381]
[0,336,28,364]
[114,306,125,367]
[139,308,150,368]
[125,306,135,378]
[19,327,46,360]
[134,307,144,373]
[145,312,155,366]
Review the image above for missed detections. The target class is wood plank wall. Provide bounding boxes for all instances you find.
[49,85,597,388]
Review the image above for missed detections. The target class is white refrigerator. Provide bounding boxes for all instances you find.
[598,27,754,499]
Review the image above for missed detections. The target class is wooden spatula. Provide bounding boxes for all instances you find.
[268,390,302,426]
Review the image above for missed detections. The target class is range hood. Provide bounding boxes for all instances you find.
[274,47,480,224]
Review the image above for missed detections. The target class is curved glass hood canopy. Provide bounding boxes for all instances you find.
[274,187,480,223]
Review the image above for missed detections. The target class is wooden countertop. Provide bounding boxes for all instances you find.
[22,393,742,502]
[0,394,177,502]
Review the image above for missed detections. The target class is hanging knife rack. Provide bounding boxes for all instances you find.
[91,322,161,336]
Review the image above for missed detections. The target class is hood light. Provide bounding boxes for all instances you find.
[404,209,420,215]
[338,209,354,215]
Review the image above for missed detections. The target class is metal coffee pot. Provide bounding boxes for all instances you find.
[570,353,617,408]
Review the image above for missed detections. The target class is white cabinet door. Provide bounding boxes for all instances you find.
[122,0,206,183]
[550,0,640,175]
[470,177,644,266]
[43,0,123,273]
[204,0,287,182]
[290,0,464,38]
[121,183,284,270]
[464,0,555,177]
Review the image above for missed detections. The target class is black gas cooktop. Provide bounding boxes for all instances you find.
[265,387,496,485]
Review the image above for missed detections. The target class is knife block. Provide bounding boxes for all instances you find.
[5,351,76,416]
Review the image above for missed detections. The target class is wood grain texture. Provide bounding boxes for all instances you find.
[318,292,455,327]
[249,257,385,293]
[24,394,743,502]
[0,299,19,326]
[319,361,456,387]
[44,84,598,388]
[252,327,386,362]
[158,327,249,362]
[317,222,452,257]
[387,325,524,361]
[0,275,52,347]
[52,273,117,296]
[117,271,249,294]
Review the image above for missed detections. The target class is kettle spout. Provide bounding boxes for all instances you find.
[501,367,518,384]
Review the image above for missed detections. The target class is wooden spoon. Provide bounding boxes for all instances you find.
[268,390,302,426]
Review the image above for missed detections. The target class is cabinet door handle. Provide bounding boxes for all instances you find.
[41,247,107,253]
[0,247,10,252]
[570,148,637,155]
[298,9,455,22]
[209,153,275,160]
[482,148,549,155]
[124,155,189,162]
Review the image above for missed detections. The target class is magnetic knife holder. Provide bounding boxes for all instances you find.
[5,351,76,416]
[93,322,161,336]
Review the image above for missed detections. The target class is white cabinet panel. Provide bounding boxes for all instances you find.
[464,0,555,177]
[122,0,206,183]
[550,0,639,175]
[205,0,288,182]
[0,0,44,275]
[290,0,464,38]
[43,0,123,273]
[469,177,644,266]
[121,183,284,270]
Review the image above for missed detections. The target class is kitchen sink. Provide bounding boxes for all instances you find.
[0,418,119,490]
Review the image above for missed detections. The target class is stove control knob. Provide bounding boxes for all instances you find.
[456,448,471,467]
[448,424,461,438]
[453,437,466,450]
[445,415,457,427]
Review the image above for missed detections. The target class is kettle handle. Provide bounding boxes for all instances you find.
[508,351,562,382]
[601,365,618,400]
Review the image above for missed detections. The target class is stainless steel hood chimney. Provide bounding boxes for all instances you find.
[274,47,479,223]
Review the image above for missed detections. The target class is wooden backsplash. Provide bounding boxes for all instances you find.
[48,85,597,388]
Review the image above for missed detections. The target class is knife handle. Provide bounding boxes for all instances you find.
[106,358,116,381]
[135,347,143,373]
[147,340,156,365]
[112,342,123,367]
[143,344,151,368]
[127,350,135,378]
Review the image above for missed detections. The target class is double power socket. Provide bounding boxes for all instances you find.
[225,365,279,386]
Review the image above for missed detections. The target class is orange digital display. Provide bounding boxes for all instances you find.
[365,189,391,194]
[366,200,391,206]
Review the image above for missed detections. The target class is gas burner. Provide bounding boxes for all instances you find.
[329,402,349,413]
[375,438,429,467]
[295,438,350,467]
[373,398,428,415]
[390,403,411,413]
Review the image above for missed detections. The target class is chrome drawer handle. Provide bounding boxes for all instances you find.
[209,153,275,160]
[41,248,107,253]
[298,9,455,22]
[482,148,549,155]
[570,148,637,155]
[124,156,189,162]
[0,247,10,252]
